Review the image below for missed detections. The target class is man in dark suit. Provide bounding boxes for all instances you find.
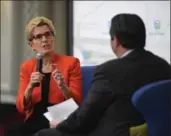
[34,13,171,136]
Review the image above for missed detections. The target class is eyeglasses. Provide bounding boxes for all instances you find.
[31,31,53,41]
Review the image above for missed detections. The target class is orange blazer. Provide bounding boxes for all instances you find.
[16,53,82,120]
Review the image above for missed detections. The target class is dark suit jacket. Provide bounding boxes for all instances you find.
[56,49,171,136]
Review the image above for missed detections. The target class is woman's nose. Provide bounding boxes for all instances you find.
[42,35,48,41]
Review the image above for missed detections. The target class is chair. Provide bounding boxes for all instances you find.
[81,66,96,99]
[132,80,171,136]
[130,123,148,136]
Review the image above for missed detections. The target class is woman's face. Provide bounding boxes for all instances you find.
[29,25,55,55]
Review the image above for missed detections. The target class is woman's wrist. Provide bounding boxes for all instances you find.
[60,85,71,99]
[24,84,33,97]
[27,82,34,90]
[24,84,33,108]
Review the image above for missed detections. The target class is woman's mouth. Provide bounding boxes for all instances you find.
[42,45,51,49]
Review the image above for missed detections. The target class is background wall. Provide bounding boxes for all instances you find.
[72,1,170,66]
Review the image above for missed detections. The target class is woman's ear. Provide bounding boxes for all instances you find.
[28,41,32,47]
[28,41,36,52]
[32,48,36,51]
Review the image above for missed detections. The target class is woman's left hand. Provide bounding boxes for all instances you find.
[52,68,67,89]
[52,65,71,99]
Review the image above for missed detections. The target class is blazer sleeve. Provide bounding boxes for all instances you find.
[56,65,116,134]
[68,58,82,104]
[16,63,33,114]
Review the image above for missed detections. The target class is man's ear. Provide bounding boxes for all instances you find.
[114,36,120,47]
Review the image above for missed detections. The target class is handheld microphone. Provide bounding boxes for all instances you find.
[34,52,44,87]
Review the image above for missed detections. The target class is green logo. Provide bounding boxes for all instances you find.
[154,20,161,30]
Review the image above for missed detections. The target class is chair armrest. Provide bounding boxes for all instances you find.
[130,123,148,136]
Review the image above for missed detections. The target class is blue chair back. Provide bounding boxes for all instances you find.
[81,66,96,99]
[132,80,171,136]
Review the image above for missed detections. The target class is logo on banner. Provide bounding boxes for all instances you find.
[154,20,161,30]
[149,19,164,36]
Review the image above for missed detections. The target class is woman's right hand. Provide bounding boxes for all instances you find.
[24,72,44,107]
[29,72,44,89]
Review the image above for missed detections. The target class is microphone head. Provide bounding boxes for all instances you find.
[36,52,44,59]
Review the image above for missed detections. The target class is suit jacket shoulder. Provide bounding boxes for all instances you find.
[19,58,37,74]
[52,54,81,70]
[56,54,79,62]
[95,57,122,80]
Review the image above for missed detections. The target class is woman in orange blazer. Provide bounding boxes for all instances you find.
[4,16,82,136]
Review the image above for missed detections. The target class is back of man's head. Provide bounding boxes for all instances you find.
[110,13,146,49]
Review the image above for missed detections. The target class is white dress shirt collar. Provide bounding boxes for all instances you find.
[119,49,134,58]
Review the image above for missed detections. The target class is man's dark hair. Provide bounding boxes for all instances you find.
[110,13,146,49]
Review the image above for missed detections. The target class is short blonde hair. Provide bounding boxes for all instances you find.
[25,16,56,41]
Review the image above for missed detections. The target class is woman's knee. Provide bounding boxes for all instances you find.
[35,128,60,136]
[3,122,24,136]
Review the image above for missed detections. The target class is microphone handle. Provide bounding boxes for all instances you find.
[34,58,43,87]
